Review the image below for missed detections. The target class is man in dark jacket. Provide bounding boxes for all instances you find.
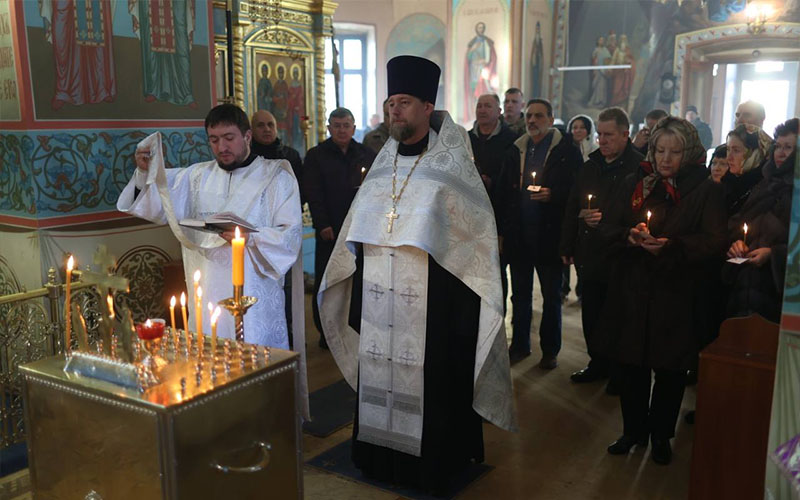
[303,107,377,347]
[363,99,390,153]
[500,98,582,368]
[560,106,643,386]
[685,105,713,151]
[470,94,518,309]
[251,110,304,193]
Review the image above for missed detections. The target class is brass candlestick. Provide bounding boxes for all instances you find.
[219,285,258,342]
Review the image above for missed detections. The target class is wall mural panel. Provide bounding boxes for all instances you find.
[452,0,510,125]
[386,13,446,109]
[523,0,554,101]
[0,128,211,220]
[251,50,309,155]
[0,0,20,120]
[23,0,213,120]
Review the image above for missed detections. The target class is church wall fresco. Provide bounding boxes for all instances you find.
[522,0,554,101]
[0,128,211,223]
[21,0,214,120]
[386,13,446,110]
[0,0,21,120]
[451,0,511,125]
[556,0,800,127]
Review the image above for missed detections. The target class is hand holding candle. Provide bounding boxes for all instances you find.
[232,227,245,287]
[526,171,541,192]
[65,255,74,353]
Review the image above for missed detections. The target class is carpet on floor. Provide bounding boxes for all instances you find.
[302,379,356,438]
[306,439,492,500]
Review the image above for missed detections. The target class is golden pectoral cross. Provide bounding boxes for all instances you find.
[385,207,399,233]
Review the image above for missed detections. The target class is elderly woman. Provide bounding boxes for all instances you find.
[725,118,798,322]
[722,123,772,214]
[596,117,727,465]
[568,114,598,162]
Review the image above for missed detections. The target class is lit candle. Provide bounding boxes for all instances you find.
[210,306,221,351]
[361,167,366,183]
[107,294,114,320]
[531,171,537,186]
[646,210,652,232]
[65,255,74,353]
[743,223,749,246]
[180,292,188,331]
[196,286,203,336]
[587,194,593,210]
[193,269,201,303]
[232,226,245,286]
[169,296,176,331]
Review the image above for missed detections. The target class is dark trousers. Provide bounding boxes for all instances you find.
[619,364,687,440]
[579,278,609,374]
[312,238,335,337]
[509,252,562,356]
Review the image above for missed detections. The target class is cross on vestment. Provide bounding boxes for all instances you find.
[369,284,385,301]
[366,341,384,360]
[398,348,417,365]
[400,287,419,306]
[385,207,399,233]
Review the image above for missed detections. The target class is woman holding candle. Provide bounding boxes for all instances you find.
[596,117,727,465]
[721,123,772,214]
[724,118,798,322]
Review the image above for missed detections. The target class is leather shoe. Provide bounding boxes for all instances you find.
[538,355,558,370]
[651,438,672,465]
[508,348,531,364]
[607,435,648,455]
[570,367,608,383]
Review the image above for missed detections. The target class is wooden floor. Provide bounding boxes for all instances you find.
[1,274,694,499]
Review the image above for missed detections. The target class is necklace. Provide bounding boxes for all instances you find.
[385,147,427,233]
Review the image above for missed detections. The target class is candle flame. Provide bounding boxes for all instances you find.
[145,319,152,327]
[235,226,241,239]
[193,270,201,283]
[743,223,748,234]
[647,210,652,220]
[361,167,365,173]
[107,295,114,319]
[532,172,536,179]
[180,292,186,306]
[197,286,203,300]
[211,307,221,325]
[588,194,593,201]
[66,255,74,271]
[170,295,176,307]
[208,301,213,314]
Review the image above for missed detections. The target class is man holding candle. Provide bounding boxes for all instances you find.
[499,98,582,367]
[560,107,643,388]
[302,107,376,348]
[116,104,304,351]
[318,55,516,493]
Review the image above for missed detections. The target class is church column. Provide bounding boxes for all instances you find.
[234,25,246,108]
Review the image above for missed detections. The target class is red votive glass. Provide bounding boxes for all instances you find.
[136,319,166,340]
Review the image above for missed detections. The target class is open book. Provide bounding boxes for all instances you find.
[179,212,259,234]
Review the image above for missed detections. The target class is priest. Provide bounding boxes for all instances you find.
[116,104,305,354]
[318,55,517,494]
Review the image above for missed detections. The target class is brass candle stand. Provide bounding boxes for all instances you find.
[219,285,258,342]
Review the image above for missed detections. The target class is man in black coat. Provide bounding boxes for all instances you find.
[469,93,518,310]
[303,107,376,347]
[251,110,304,195]
[560,106,643,386]
[500,98,582,368]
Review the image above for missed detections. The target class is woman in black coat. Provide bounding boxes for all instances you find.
[721,123,772,215]
[725,118,798,322]
[597,117,727,465]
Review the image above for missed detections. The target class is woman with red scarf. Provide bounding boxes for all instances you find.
[595,117,727,465]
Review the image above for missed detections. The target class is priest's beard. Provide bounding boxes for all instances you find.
[390,122,417,142]
[216,146,251,171]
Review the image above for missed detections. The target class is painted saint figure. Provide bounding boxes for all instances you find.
[288,64,306,153]
[530,21,544,99]
[129,0,197,108]
[610,34,635,108]
[40,0,117,110]
[588,36,611,108]
[257,63,273,112]
[272,64,290,145]
[464,22,497,122]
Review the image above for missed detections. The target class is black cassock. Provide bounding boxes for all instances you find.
[347,245,485,494]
